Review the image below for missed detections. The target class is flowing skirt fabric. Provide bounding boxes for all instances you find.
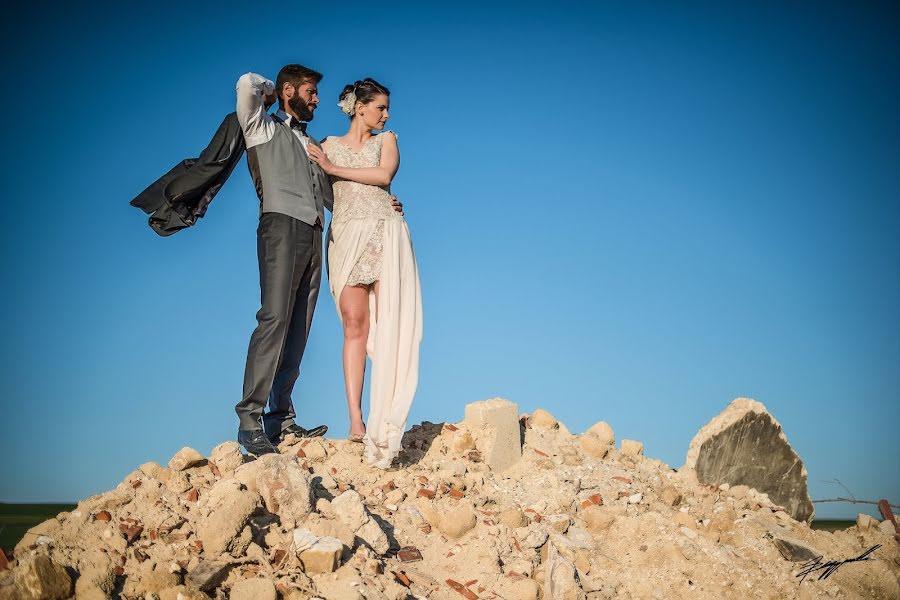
[326,217,423,468]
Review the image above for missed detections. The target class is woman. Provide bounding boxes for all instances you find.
[307,78,422,469]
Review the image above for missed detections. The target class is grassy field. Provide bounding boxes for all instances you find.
[810,519,856,532]
[0,503,76,554]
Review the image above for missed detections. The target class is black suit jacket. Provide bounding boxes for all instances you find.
[130,112,246,236]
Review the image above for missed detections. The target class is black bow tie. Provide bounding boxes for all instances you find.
[288,118,308,134]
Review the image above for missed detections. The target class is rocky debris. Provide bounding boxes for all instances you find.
[685,397,815,523]
[772,534,822,562]
[620,438,644,456]
[2,398,898,600]
[297,535,343,574]
[577,420,615,458]
[167,447,205,471]
[7,552,72,600]
[209,441,244,476]
[234,453,313,528]
[463,397,522,471]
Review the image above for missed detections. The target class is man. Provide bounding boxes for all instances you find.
[234,64,400,455]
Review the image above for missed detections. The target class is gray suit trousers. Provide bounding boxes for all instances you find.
[236,212,322,435]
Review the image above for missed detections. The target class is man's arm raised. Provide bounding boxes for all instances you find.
[236,73,276,148]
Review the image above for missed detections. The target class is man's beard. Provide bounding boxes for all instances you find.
[288,92,314,121]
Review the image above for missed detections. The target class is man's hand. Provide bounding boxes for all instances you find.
[390,195,404,215]
[264,91,277,109]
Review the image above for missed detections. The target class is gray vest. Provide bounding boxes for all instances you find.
[246,115,333,226]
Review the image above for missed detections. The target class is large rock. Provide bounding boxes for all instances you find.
[234,454,313,528]
[685,398,814,523]
[331,490,369,532]
[463,398,522,472]
[543,542,585,600]
[196,480,260,555]
[13,552,73,600]
[298,536,343,573]
[168,447,205,471]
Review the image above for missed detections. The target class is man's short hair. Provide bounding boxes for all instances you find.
[276,64,323,100]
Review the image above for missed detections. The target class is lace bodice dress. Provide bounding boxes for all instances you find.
[325,132,403,286]
[323,130,422,469]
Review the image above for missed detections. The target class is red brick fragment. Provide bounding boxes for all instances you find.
[533,449,548,457]
[185,488,199,503]
[444,423,459,432]
[114,566,125,577]
[449,489,465,499]
[271,549,288,568]
[581,500,593,508]
[94,511,112,522]
[618,491,629,499]
[439,484,450,494]
[420,525,432,534]
[296,448,306,458]
[208,461,221,477]
[506,571,526,581]
[588,494,603,506]
[446,579,479,599]
[397,546,423,563]
[193,540,204,552]
[382,480,397,492]
[465,579,478,587]
[177,560,189,571]
[124,526,144,545]
[149,530,159,541]
[418,475,429,484]
[612,476,632,484]
[417,488,436,500]
[0,548,8,571]
[393,570,412,586]
[512,538,522,552]
[130,479,142,489]
[330,467,338,476]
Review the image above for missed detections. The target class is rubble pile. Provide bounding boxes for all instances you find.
[2,398,898,599]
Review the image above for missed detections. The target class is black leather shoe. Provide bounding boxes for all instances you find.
[238,429,278,456]
[269,423,328,444]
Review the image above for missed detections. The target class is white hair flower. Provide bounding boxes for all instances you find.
[338,92,357,117]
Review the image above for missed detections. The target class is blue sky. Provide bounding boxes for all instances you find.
[1,1,897,519]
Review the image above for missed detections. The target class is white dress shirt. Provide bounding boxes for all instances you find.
[235,73,310,151]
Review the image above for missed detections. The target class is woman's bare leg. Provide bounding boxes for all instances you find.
[339,285,370,437]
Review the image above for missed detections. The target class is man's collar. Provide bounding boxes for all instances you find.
[275,109,308,132]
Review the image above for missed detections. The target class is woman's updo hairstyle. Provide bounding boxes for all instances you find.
[338,78,390,118]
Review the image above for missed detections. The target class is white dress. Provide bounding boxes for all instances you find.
[323,132,423,468]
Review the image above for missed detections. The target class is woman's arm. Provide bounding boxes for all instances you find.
[308,132,399,187]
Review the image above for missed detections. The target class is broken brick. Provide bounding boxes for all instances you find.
[446,579,479,600]
[612,476,632,485]
[124,526,144,545]
[185,488,199,503]
[397,547,423,563]
[94,511,112,522]
[449,489,465,499]
[393,570,411,587]
[417,488,436,500]
[444,423,459,432]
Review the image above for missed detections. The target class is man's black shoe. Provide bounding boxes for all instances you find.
[238,429,278,456]
[269,423,328,444]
